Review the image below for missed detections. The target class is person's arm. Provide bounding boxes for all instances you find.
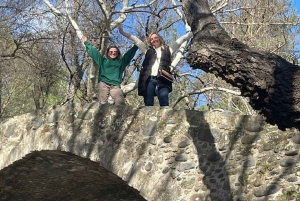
[81,35,104,65]
[118,24,131,39]
[169,32,193,54]
[118,24,147,54]
[121,45,139,71]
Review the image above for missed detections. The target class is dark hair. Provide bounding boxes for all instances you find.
[106,46,121,59]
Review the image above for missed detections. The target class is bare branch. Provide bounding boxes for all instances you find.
[169,0,193,68]
[0,40,19,58]
[110,14,127,30]
[171,40,188,68]
[210,0,228,13]
[43,0,65,17]
[96,0,109,18]
[219,22,300,26]
[172,87,241,108]
[65,0,84,42]
[119,0,158,11]
[43,0,85,44]
[176,80,192,109]
[60,26,71,74]
[172,0,191,32]
[157,5,182,18]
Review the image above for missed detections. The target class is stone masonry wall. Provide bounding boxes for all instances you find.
[1,102,300,201]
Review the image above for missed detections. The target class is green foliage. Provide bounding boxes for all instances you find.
[157,120,166,129]
[0,25,67,118]
[264,163,273,172]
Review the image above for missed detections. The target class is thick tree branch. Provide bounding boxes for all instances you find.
[65,0,83,41]
[43,0,64,17]
[43,0,84,44]
[181,0,300,130]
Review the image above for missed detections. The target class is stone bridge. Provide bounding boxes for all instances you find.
[1,103,300,201]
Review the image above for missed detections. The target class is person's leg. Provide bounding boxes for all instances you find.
[143,78,156,106]
[157,87,170,106]
[98,82,110,104]
[110,86,125,105]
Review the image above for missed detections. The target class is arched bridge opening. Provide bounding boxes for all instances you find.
[0,150,146,201]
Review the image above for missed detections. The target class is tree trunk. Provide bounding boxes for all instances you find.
[86,62,98,101]
[181,0,300,130]
[62,71,83,105]
[0,77,2,120]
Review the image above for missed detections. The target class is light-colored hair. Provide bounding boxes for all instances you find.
[147,32,165,47]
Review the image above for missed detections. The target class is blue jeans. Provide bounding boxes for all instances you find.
[143,77,170,106]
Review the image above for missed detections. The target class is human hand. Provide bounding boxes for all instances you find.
[171,67,179,74]
[118,24,123,32]
[81,35,87,43]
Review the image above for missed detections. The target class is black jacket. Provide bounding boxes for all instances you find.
[138,45,172,96]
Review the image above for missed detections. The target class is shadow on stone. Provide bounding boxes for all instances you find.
[186,110,232,201]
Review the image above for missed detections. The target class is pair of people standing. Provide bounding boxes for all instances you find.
[82,24,191,106]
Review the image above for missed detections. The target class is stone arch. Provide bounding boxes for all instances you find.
[1,103,300,201]
[0,150,146,201]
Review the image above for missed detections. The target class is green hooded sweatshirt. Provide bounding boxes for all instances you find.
[84,41,138,87]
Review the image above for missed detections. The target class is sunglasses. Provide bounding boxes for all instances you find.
[108,51,118,54]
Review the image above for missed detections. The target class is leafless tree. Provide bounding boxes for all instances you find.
[1,0,299,125]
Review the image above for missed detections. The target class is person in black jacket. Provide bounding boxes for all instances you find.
[137,32,192,107]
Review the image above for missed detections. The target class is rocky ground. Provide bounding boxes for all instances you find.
[0,150,146,201]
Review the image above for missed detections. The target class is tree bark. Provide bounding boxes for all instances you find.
[181,0,300,130]
[0,77,2,120]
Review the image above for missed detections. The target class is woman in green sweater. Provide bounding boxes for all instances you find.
[81,24,142,105]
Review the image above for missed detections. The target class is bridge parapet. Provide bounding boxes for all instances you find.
[1,103,297,201]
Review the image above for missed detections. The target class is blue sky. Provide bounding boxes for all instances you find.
[291,0,300,59]
[292,0,299,6]
[292,0,300,11]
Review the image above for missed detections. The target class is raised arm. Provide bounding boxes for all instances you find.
[118,24,131,39]
[118,24,147,54]
[81,35,104,66]
[169,32,193,54]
